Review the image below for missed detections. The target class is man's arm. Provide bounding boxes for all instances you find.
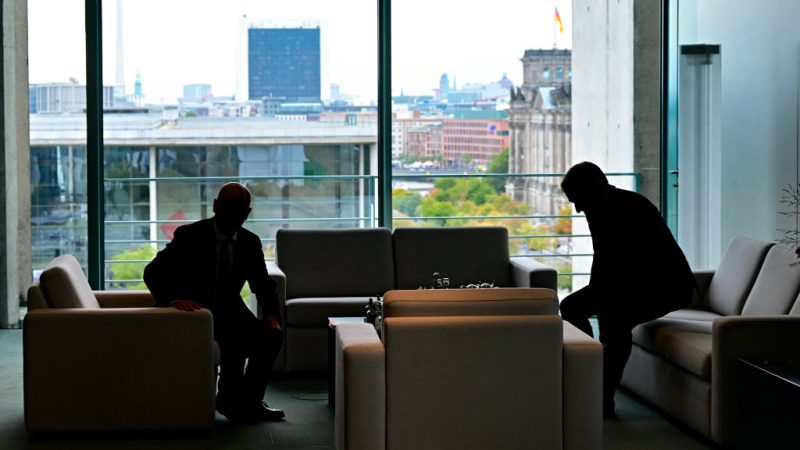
[245,233,280,318]
[143,254,171,307]
[243,234,282,336]
[144,227,187,307]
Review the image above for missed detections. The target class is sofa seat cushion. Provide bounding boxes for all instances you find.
[38,254,100,309]
[632,318,713,380]
[286,297,372,326]
[664,308,722,322]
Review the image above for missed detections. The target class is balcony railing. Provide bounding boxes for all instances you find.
[31,172,640,294]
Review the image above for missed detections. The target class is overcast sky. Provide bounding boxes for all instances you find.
[28,0,572,104]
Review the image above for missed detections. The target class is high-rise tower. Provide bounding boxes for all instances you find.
[247,27,321,102]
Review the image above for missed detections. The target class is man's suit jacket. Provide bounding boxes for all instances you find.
[144,218,279,318]
[586,185,695,312]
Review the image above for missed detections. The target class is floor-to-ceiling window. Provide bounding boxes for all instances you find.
[389,1,582,294]
[28,0,378,291]
[28,1,88,282]
[25,0,649,298]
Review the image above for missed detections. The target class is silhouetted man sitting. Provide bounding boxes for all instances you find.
[144,182,284,423]
[559,162,695,417]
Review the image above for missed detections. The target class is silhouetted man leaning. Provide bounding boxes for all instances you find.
[144,182,284,423]
[559,162,695,418]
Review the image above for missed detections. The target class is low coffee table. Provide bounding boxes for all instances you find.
[327,316,368,406]
[736,358,800,449]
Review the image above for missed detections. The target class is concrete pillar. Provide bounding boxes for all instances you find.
[572,0,637,291]
[1,0,31,328]
[633,0,663,203]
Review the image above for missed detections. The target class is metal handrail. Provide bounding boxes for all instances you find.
[104,174,378,183]
[35,170,642,292]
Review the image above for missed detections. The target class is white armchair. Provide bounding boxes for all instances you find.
[335,288,602,450]
[23,255,216,432]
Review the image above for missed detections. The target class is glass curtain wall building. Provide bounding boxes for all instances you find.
[248,27,322,102]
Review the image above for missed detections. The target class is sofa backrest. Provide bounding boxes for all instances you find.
[705,237,772,315]
[38,254,100,309]
[741,245,800,315]
[276,228,395,298]
[392,226,511,289]
[383,288,558,318]
[789,292,800,315]
[26,285,48,310]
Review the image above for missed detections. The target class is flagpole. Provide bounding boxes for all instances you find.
[553,3,557,48]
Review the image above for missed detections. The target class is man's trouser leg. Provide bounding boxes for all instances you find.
[598,284,695,414]
[241,314,283,406]
[560,286,599,338]
[217,336,247,406]
[597,313,633,413]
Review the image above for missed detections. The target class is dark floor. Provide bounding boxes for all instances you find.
[0,329,715,449]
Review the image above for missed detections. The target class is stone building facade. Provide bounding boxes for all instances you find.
[508,49,572,216]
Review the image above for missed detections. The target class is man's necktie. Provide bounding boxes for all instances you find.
[217,238,233,295]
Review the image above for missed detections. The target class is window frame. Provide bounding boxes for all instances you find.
[82,0,393,288]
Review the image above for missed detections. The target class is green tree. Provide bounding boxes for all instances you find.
[392,188,422,217]
[551,260,573,292]
[110,244,254,301]
[416,174,559,256]
[431,178,496,206]
[419,199,457,226]
[554,205,573,235]
[110,245,157,290]
[486,148,509,193]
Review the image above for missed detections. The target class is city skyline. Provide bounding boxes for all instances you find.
[28,0,572,105]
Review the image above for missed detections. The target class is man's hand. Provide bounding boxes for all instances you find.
[265,314,283,338]
[169,300,203,311]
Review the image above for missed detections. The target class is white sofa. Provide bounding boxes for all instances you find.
[335,288,603,450]
[24,254,217,432]
[270,226,557,373]
[621,237,800,447]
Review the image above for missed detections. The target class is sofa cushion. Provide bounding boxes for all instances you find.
[664,308,722,322]
[392,227,511,289]
[27,284,48,310]
[632,318,713,379]
[741,245,800,315]
[383,288,558,317]
[285,297,373,326]
[38,254,100,309]
[276,228,395,299]
[705,237,772,316]
[790,292,800,315]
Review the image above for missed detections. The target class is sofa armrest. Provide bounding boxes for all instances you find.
[23,308,215,431]
[335,323,385,450]
[711,315,800,446]
[267,262,287,316]
[689,270,715,309]
[562,322,603,450]
[510,257,558,291]
[94,290,156,308]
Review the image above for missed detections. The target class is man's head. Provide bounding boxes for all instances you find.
[213,182,252,235]
[561,162,609,215]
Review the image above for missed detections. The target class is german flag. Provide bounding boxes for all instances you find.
[555,7,564,33]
